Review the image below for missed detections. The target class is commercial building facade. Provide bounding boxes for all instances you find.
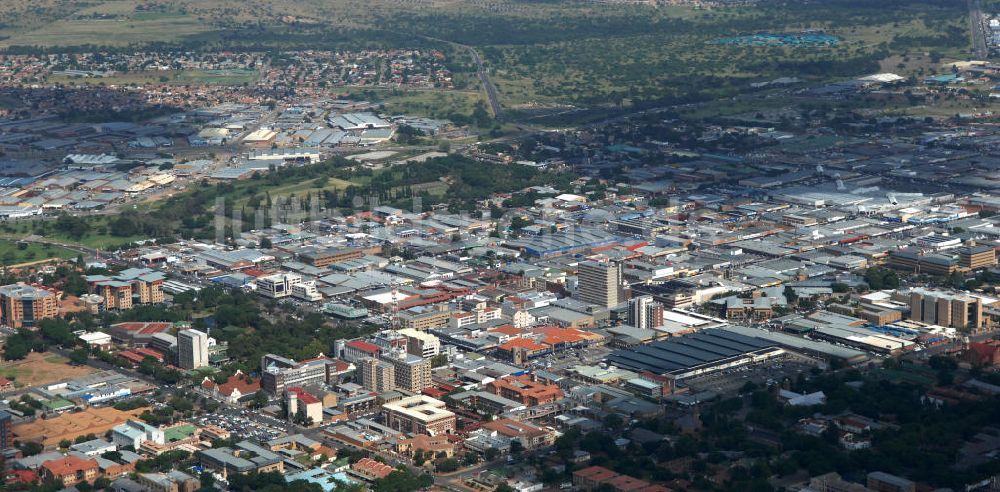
[908,289,984,331]
[381,351,432,393]
[577,261,621,308]
[260,354,334,395]
[358,357,396,393]
[382,395,456,436]
[177,329,209,370]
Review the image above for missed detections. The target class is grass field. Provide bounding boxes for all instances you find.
[227,176,356,209]
[0,352,97,388]
[0,239,77,266]
[0,15,213,48]
[0,217,147,250]
[375,89,485,120]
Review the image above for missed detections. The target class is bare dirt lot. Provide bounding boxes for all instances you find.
[0,352,98,388]
[12,406,148,446]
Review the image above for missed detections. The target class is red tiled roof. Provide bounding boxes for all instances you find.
[531,325,602,345]
[422,387,447,398]
[489,325,524,336]
[111,322,173,335]
[606,475,650,491]
[499,338,547,352]
[5,469,37,485]
[574,466,619,482]
[134,347,164,360]
[202,371,260,397]
[287,386,321,405]
[41,456,97,477]
[637,485,673,492]
[346,340,379,354]
[118,351,146,365]
[352,457,394,479]
[0,377,12,386]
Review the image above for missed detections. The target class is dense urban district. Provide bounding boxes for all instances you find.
[4,0,1000,492]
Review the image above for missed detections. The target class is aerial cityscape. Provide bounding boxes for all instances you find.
[0,0,999,491]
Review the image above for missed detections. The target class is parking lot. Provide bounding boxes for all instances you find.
[682,353,820,395]
[195,409,287,442]
[528,345,614,372]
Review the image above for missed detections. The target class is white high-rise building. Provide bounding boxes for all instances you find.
[628,295,664,330]
[177,328,209,370]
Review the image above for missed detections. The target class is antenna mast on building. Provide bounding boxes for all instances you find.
[390,277,400,332]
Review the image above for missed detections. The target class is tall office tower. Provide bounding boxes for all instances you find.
[381,349,432,393]
[628,295,664,329]
[578,260,621,308]
[359,357,396,393]
[177,329,209,370]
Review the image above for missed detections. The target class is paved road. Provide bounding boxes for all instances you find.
[970,0,990,59]
[467,47,503,120]
[414,33,503,121]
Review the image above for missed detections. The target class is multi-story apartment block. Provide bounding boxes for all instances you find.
[86,268,165,311]
[627,295,663,330]
[0,283,58,328]
[448,306,502,329]
[958,243,997,271]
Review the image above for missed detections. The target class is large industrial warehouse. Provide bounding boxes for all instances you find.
[605,329,784,381]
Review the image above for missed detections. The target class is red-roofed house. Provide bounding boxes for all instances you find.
[350,457,394,480]
[4,469,37,485]
[0,377,14,394]
[202,370,261,404]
